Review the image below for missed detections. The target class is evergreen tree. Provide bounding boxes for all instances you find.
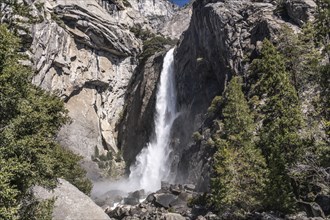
[315,0,330,56]
[211,77,268,217]
[318,63,330,167]
[250,39,303,212]
[0,24,92,219]
[277,24,321,92]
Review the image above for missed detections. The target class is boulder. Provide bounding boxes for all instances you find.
[164,213,186,220]
[169,198,188,213]
[315,194,330,215]
[154,193,178,208]
[32,179,110,220]
[92,189,125,207]
[162,181,171,189]
[124,197,140,206]
[204,212,219,220]
[108,205,131,219]
[299,201,326,218]
[170,185,182,195]
[129,189,145,200]
[184,184,196,191]
[146,193,156,203]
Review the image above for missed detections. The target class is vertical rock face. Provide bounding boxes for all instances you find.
[128,0,178,30]
[29,0,140,163]
[161,3,193,39]
[117,53,166,167]
[172,0,316,190]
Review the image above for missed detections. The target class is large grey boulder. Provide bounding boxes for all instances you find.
[32,179,110,220]
[154,193,178,208]
[164,213,186,220]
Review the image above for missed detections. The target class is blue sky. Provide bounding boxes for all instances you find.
[172,0,190,7]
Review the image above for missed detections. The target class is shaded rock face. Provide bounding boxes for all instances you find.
[172,0,315,191]
[117,52,165,167]
[284,0,317,26]
[32,179,111,220]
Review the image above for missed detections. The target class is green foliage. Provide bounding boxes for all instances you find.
[315,0,330,54]
[207,96,222,115]
[34,2,45,12]
[187,193,210,208]
[115,151,122,162]
[274,0,287,18]
[50,13,66,29]
[130,24,177,64]
[320,64,330,139]
[0,0,43,28]
[130,25,155,41]
[192,131,203,142]
[51,146,92,195]
[122,0,132,7]
[19,195,54,220]
[250,39,304,212]
[0,24,91,218]
[277,24,321,91]
[211,77,268,217]
[140,36,177,62]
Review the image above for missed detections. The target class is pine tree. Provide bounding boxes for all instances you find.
[211,77,268,217]
[277,24,321,92]
[250,39,303,212]
[315,0,330,56]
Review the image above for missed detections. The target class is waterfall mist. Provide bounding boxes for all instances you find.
[92,48,177,196]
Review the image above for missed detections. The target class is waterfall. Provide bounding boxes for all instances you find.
[128,48,177,192]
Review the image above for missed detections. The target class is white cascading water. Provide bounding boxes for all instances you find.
[128,48,177,192]
[91,48,177,199]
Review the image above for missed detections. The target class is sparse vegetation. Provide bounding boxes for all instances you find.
[192,131,203,142]
[140,36,177,62]
[50,13,66,29]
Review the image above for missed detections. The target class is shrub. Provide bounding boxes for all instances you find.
[192,131,203,142]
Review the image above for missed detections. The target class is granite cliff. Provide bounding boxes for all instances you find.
[1,0,328,218]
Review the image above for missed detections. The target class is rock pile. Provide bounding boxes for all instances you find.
[105,183,218,220]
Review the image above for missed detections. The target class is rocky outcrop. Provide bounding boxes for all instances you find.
[32,179,111,220]
[284,0,317,26]
[161,3,193,39]
[29,0,140,163]
[172,0,316,190]
[128,0,178,31]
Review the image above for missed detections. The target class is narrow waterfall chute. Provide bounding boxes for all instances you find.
[128,48,177,192]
